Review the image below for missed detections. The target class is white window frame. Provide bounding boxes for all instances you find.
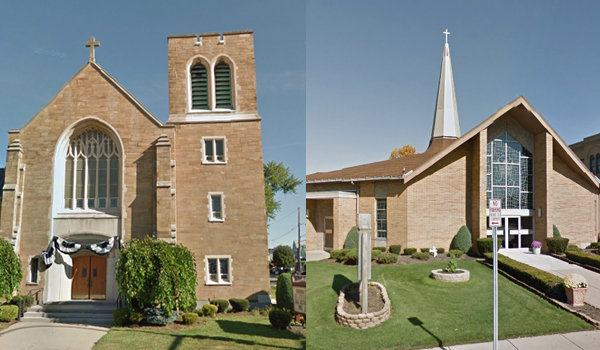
[208,192,225,222]
[202,137,227,164]
[204,255,233,285]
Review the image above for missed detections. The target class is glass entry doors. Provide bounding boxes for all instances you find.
[493,216,533,249]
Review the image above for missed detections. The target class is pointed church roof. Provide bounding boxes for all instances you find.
[431,30,460,141]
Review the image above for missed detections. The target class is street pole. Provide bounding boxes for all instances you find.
[493,225,498,350]
[297,207,301,274]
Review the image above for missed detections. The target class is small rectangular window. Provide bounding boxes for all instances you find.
[29,258,39,284]
[206,256,232,285]
[210,194,223,220]
[376,199,387,239]
[203,138,226,164]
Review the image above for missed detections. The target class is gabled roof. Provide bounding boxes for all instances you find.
[308,96,600,189]
[22,62,166,130]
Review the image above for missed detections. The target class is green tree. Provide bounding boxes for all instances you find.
[343,227,359,249]
[272,245,295,269]
[0,238,22,300]
[264,161,302,221]
[389,144,418,159]
[115,237,197,313]
[553,224,561,238]
[276,273,294,311]
[452,225,473,253]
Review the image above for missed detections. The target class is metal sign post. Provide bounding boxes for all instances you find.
[489,199,502,350]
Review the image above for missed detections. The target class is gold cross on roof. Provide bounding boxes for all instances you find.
[85,36,100,62]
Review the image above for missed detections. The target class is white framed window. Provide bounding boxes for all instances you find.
[208,192,225,222]
[28,257,40,285]
[376,198,387,239]
[63,128,119,211]
[202,137,227,164]
[205,255,232,285]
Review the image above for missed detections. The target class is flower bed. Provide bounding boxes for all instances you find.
[335,282,391,329]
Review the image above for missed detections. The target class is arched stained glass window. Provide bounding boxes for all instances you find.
[64,128,119,210]
[214,62,232,109]
[190,63,209,110]
[591,155,595,173]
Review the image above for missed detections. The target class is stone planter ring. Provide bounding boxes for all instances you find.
[430,269,470,282]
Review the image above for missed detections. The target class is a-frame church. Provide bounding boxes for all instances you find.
[1,32,270,304]
[307,32,600,253]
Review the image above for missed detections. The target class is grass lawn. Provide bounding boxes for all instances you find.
[307,260,593,350]
[93,314,305,350]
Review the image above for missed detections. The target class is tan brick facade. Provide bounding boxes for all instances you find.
[1,31,269,303]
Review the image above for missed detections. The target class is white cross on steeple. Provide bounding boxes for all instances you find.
[443,29,450,44]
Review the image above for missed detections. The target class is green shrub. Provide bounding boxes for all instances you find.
[373,247,386,252]
[420,248,430,253]
[437,247,445,254]
[483,253,565,299]
[566,244,581,252]
[590,242,600,250]
[9,295,34,308]
[276,273,293,311]
[210,299,229,313]
[403,248,417,255]
[113,307,130,327]
[201,304,218,317]
[376,252,398,264]
[115,237,197,312]
[0,238,23,300]
[0,305,19,322]
[476,237,503,256]
[268,308,292,330]
[452,225,472,253]
[272,245,295,269]
[229,298,250,312]
[546,237,570,254]
[371,249,382,260]
[553,224,561,238]
[182,312,199,325]
[411,252,430,260]
[447,249,464,258]
[344,227,359,249]
[345,249,359,265]
[444,256,458,273]
[329,249,347,261]
[389,245,402,255]
[142,307,178,326]
[129,312,144,324]
[565,250,600,269]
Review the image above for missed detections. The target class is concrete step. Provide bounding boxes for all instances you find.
[28,304,116,313]
[21,301,117,327]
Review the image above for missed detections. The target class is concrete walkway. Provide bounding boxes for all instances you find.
[420,330,600,349]
[500,249,600,309]
[306,250,330,261]
[0,321,108,350]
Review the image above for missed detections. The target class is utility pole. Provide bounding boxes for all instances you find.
[297,207,301,274]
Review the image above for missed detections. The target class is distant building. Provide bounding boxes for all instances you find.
[307,34,600,253]
[570,133,600,177]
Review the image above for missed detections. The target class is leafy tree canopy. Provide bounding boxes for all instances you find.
[272,245,295,268]
[389,144,418,160]
[264,161,302,221]
[0,238,22,300]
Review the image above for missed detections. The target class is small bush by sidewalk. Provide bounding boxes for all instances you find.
[565,249,600,269]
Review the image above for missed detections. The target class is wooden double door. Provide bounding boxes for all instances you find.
[72,256,106,300]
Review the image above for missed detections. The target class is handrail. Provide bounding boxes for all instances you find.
[16,287,44,321]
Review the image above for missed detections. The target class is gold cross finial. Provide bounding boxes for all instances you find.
[85,36,100,62]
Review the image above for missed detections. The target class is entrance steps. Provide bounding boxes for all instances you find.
[21,300,117,328]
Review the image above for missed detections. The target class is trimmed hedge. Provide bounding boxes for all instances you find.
[546,237,569,254]
[553,224,561,238]
[403,248,417,255]
[447,249,464,258]
[389,245,402,255]
[229,298,250,312]
[565,249,600,269]
[483,253,565,299]
[113,307,130,326]
[0,305,19,322]
[376,252,398,264]
[345,249,358,265]
[330,249,352,262]
[437,247,445,254]
[182,312,199,325]
[590,242,600,250]
[476,237,503,256]
[210,299,229,313]
[371,249,382,260]
[276,273,293,311]
[373,247,386,252]
[411,252,430,260]
[344,227,359,249]
[201,304,218,317]
[452,225,472,253]
[420,248,430,253]
[269,308,292,330]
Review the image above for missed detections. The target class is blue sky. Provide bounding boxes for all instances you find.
[307,1,600,174]
[0,1,305,249]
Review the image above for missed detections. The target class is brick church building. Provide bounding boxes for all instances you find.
[307,35,600,254]
[1,31,270,304]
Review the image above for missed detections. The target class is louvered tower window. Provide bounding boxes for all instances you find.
[214,62,233,109]
[190,63,209,110]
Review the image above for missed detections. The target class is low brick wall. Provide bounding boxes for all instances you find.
[335,282,391,329]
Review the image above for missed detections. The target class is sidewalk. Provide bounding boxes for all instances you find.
[306,250,330,261]
[0,321,108,350]
[420,330,600,349]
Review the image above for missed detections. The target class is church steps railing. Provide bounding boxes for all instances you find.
[16,287,43,321]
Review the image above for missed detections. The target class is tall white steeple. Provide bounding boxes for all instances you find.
[431,29,460,141]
